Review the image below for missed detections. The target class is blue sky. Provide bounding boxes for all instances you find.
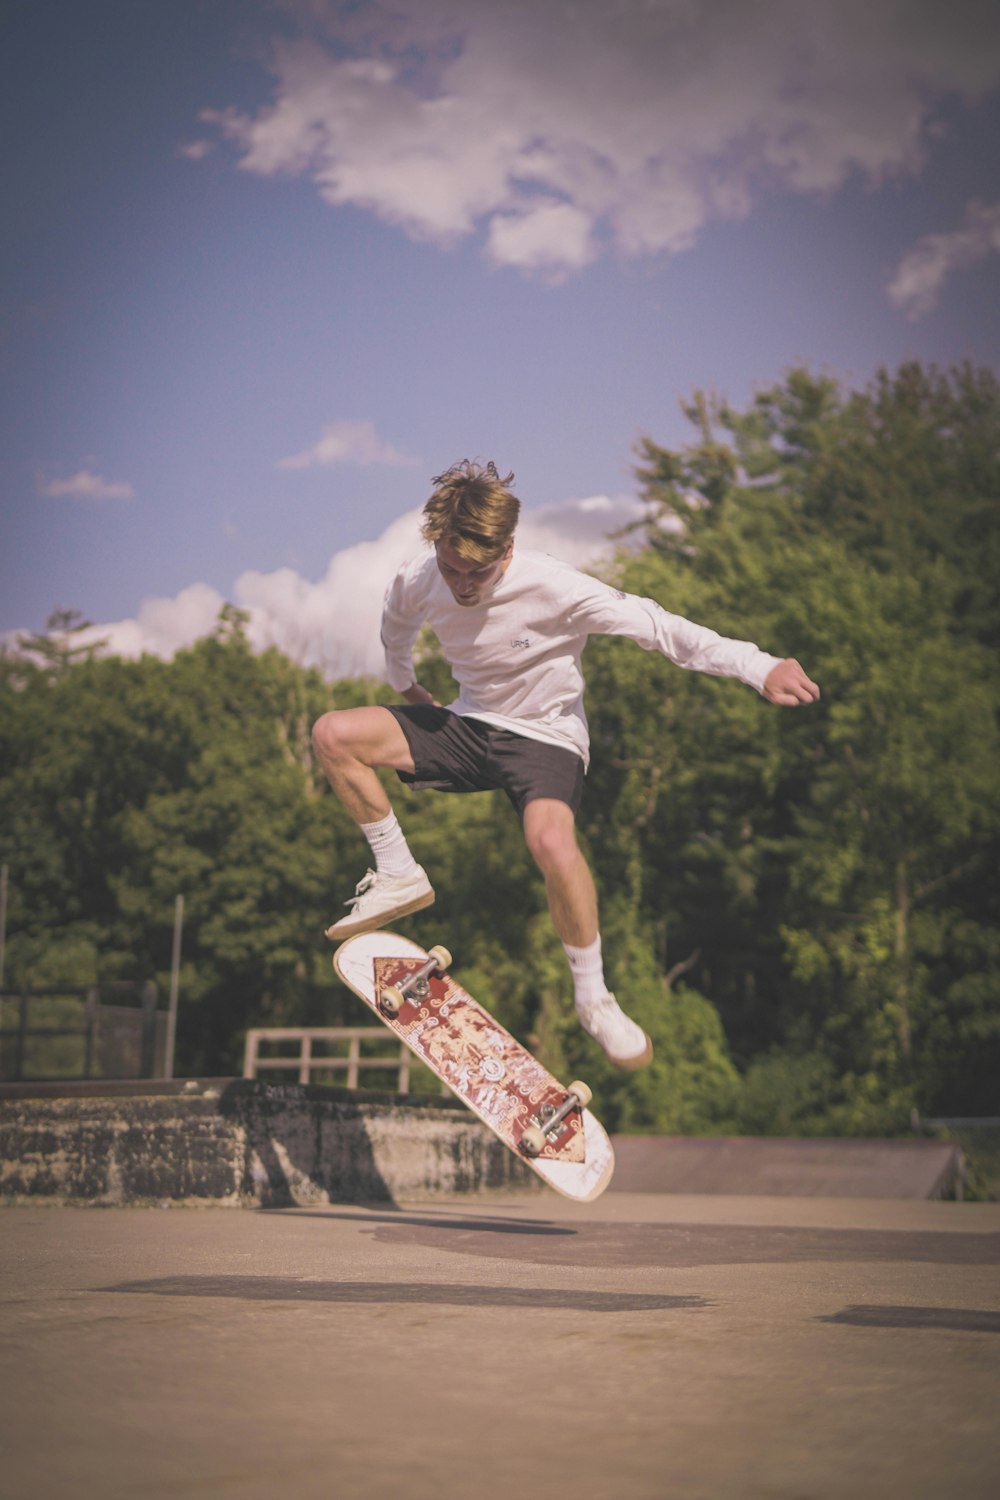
[4,0,1000,675]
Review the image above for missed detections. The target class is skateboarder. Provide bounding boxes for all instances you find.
[313,460,820,1070]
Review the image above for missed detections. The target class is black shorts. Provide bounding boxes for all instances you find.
[386,705,585,819]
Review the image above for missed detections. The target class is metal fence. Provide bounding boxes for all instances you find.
[0,982,165,1083]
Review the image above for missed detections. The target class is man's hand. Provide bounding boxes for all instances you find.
[401,682,443,708]
[763,658,821,706]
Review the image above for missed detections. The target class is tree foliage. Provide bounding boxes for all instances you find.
[2,362,997,1129]
[601,360,1000,1128]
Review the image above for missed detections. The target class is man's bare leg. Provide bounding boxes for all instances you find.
[521,799,598,947]
[312,705,415,820]
[312,707,434,938]
[522,798,652,1070]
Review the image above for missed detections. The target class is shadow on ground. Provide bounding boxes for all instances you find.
[820,1305,1000,1334]
[97,1278,705,1313]
[346,1216,1000,1269]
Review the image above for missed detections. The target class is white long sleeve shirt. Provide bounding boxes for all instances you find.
[381,547,782,769]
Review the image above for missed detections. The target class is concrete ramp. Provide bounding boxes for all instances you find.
[609,1135,963,1199]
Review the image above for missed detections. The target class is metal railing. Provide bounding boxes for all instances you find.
[0,983,163,1082]
[243,1026,448,1095]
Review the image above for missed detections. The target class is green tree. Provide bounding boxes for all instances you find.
[15,608,110,676]
[1,609,343,1072]
[620,362,1000,1126]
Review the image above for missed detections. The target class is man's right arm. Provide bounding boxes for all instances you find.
[381,560,440,704]
[400,682,440,707]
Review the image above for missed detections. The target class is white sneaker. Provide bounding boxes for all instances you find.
[577,993,653,1071]
[325,866,435,940]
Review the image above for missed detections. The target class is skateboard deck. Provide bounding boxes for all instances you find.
[333,931,615,1202]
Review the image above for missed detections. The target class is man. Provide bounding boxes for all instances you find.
[313,460,820,1070]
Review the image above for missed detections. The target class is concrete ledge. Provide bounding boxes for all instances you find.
[2,1082,967,1207]
[0,1079,538,1206]
[609,1134,965,1199]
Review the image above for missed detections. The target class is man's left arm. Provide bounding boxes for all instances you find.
[573,579,821,705]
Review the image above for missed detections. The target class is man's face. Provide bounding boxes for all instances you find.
[435,538,512,607]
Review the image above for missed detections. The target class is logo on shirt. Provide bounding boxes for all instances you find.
[511,637,531,649]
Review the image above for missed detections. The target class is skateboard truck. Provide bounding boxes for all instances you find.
[520,1081,592,1158]
[378,944,452,1018]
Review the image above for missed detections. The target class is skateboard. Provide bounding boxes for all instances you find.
[333,930,615,1202]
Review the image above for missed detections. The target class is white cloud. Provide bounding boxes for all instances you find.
[74,583,227,659]
[200,0,1000,277]
[887,199,1000,319]
[278,418,419,470]
[42,469,135,502]
[24,492,647,677]
[237,507,426,673]
[485,201,597,277]
[515,493,648,561]
[178,139,213,161]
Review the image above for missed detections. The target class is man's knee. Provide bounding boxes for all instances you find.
[312,706,413,774]
[312,708,374,764]
[312,710,347,761]
[523,803,579,875]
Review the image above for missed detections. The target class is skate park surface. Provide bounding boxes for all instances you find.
[3,1188,999,1500]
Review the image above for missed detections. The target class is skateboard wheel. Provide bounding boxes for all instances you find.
[428,945,452,972]
[380,985,404,1018]
[520,1125,546,1158]
[568,1080,592,1109]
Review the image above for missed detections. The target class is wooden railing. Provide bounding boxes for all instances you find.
[243,1027,447,1095]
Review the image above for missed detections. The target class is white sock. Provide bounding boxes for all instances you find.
[563,935,608,1010]
[359,811,420,879]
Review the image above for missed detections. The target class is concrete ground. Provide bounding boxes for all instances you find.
[2,1192,998,1500]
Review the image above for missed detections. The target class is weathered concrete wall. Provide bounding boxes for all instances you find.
[0,1080,537,1206]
